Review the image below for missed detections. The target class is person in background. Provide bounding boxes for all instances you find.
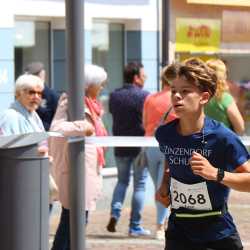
[24,61,59,131]
[25,61,60,212]
[107,61,150,237]
[204,59,245,135]
[0,74,44,136]
[142,65,176,240]
[0,74,57,209]
[50,64,108,250]
[155,58,250,250]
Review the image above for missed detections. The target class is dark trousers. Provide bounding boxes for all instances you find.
[165,229,243,250]
[51,207,89,250]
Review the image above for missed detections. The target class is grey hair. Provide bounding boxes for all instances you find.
[84,64,107,89]
[15,74,44,96]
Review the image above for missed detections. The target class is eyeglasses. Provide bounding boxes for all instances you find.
[25,89,43,98]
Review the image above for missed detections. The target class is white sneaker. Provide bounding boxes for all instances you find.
[129,227,151,237]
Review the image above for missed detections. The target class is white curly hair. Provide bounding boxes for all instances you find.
[84,64,107,89]
[15,74,44,97]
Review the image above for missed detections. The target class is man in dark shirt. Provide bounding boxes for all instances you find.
[24,62,59,131]
[107,62,150,237]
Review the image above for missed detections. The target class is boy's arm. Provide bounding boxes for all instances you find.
[155,160,171,207]
[190,152,250,192]
[221,171,250,192]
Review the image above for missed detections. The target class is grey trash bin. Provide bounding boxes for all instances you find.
[0,132,49,250]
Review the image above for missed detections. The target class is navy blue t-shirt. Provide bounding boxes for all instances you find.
[109,84,149,157]
[155,117,250,242]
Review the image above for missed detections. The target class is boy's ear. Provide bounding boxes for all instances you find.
[200,92,210,105]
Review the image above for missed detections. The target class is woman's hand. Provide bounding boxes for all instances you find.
[58,92,68,112]
[190,152,217,181]
[73,120,94,136]
[38,142,53,162]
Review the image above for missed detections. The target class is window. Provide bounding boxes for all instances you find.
[14,21,51,84]
[92,21,125,167]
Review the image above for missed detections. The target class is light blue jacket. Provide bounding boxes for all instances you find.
[0,100,44,136]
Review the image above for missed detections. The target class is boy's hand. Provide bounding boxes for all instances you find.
[190,152,217,181]
[155,186,170,208]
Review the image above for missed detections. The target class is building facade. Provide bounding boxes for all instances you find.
[170,0,250,133]
[171,0,250,81]
[1,0,250,168]
[0,0,160,104]
[0,0,160,168]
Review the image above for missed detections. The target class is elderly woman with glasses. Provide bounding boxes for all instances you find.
[0,74,45,135]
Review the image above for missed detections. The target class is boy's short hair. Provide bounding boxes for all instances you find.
[161,65,172,87]
[164,58,217,98]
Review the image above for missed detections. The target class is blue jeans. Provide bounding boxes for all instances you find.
[145,147,169,225]
[110,156,148,229]
[51,207,88,250]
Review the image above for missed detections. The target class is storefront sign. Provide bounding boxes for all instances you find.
[176,18,220,52]
[187,0,250,7]
[222,11,250,42]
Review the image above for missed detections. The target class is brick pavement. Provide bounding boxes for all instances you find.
[50,190,250,250]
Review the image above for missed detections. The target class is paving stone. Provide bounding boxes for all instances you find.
[49,190,250,250]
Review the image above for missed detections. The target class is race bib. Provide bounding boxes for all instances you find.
[170,177,212,211]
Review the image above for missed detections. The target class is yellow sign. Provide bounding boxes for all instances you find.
[187,0,250,7]
[178,53,218,63]
[176,18,221,52]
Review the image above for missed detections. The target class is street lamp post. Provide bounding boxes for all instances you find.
[65,0,85,249]
[162,0,170,66]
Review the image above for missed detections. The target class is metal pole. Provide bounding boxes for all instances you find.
[65,0,85,249]
[162,0,170,67]
[156,0,160,91]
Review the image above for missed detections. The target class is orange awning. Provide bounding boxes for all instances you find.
[187,0,250,7]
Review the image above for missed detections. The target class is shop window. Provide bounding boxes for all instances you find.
[92,21,125,168]
[14,21,51,84]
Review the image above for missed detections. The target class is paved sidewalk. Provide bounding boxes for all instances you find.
[50,205,164,250]
[50,190,250,250]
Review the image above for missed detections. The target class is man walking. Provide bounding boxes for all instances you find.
[107,61,150,237]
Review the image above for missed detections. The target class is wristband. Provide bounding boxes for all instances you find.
[217,168,224,182]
